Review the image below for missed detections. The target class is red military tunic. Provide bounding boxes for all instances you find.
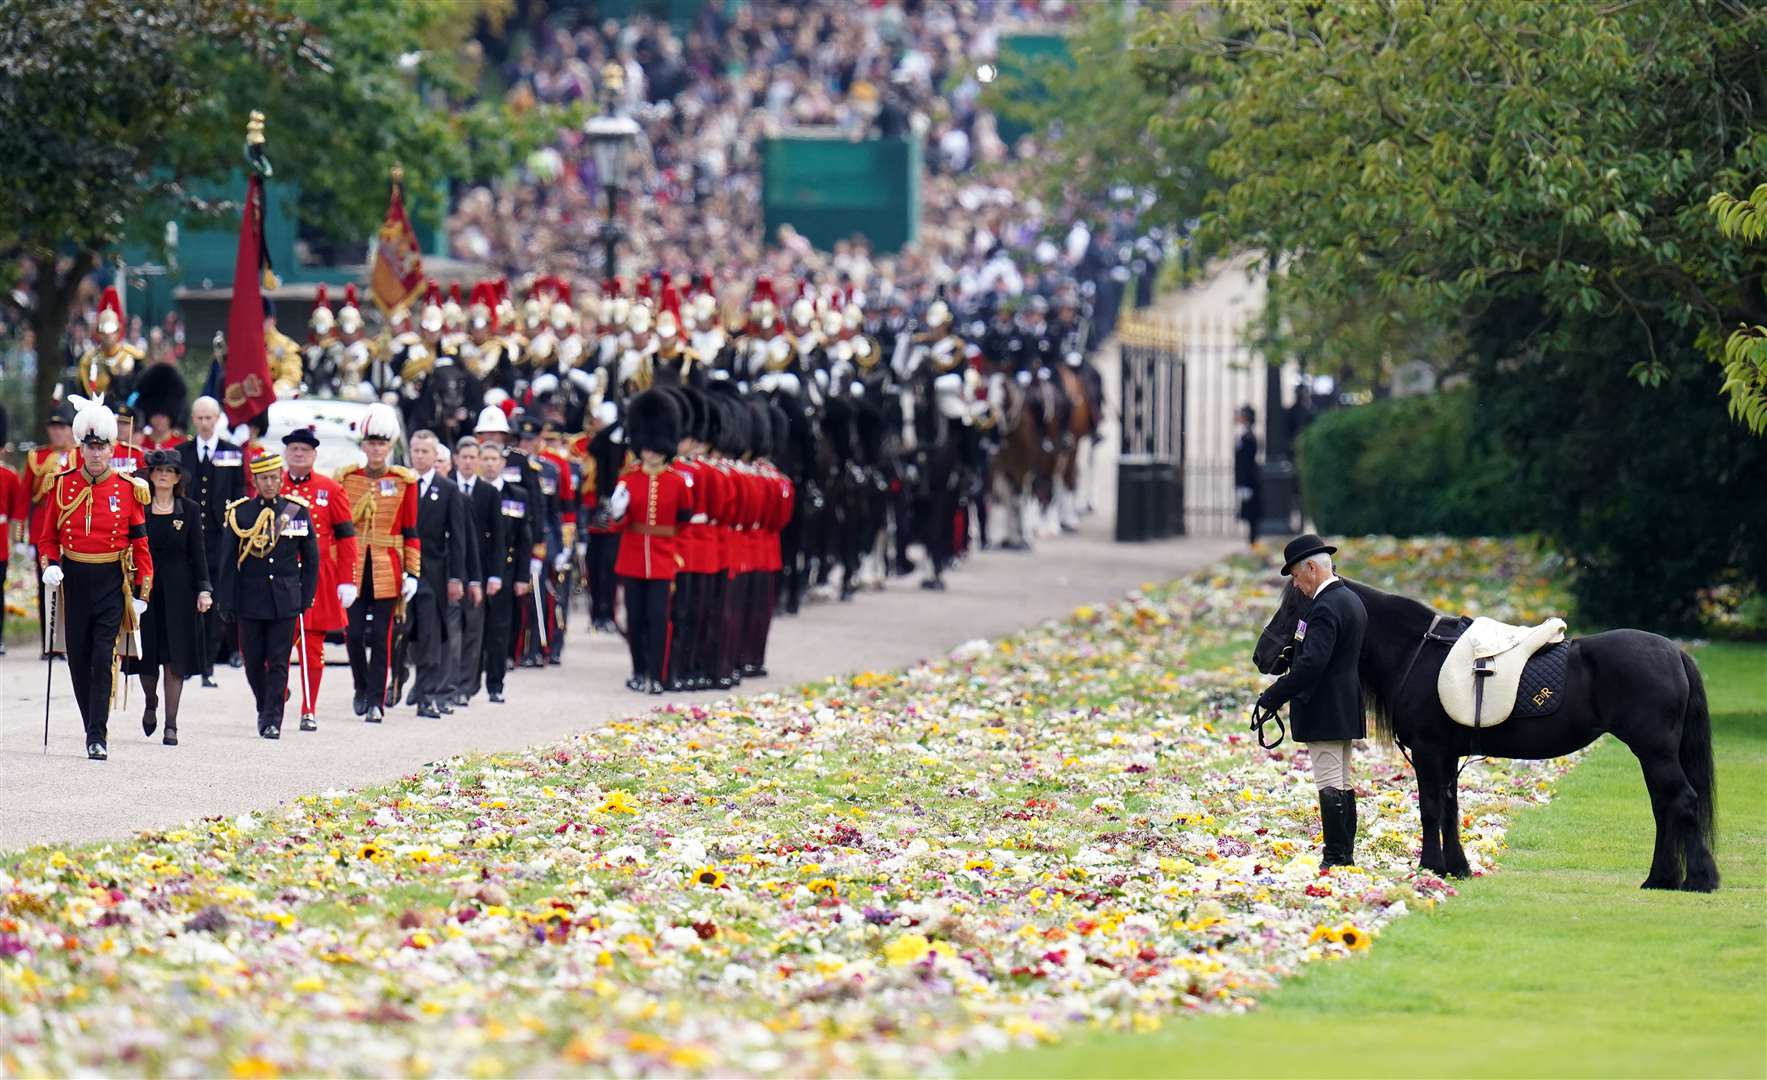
[281,470,359,631]
[0,464,26,548]
[675,456,719,575]
[26,446,77,545]
[140,432,187,452]
[336,464,421,599]
[612,462,691,580]
[108,442,148,478]
[540,446,580,548]
[37,467,155,597]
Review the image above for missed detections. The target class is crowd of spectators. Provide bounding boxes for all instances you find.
[448,0,1162,321]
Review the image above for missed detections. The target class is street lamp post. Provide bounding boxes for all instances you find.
[585,67,640,279]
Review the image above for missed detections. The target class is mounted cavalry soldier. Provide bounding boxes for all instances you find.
[39,396,154,760]
[303,284,340,396]
[70,288,142,402]
[1255,535,1369,868]
[218,453,319,740]
[900,297,974,592]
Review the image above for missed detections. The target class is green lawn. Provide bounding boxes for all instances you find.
[971,642,1767,1079]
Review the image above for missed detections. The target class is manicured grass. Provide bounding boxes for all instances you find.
[971,642,1767,1079]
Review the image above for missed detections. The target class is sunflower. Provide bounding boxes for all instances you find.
[806,878,839,897]
[1337,924,1371,951]
[598,791,638,815]
[691,866,725,889]
[1307,923,1341,946]
[356,843,384,863]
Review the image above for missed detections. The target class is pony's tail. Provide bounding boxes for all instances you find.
[1678,650,1717,852]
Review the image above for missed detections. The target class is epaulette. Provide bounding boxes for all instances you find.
[528,459,542,472]
[129,475,151,504]
[389,465,418,484]
[332,463,361,481]
[224,495,252,512]
[282,492,310,509]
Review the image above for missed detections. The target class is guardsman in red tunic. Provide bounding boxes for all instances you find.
[0,425,26,655]
[538,420,580,659]
[750,420,795,680]
[279,427,359,731]
[38,397,154,760]
[666,387,720,691]
[108,403,150,477]
[607,390,690,695]
[337,402,420,723]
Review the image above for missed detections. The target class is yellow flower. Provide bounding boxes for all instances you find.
[691,866,725,889]
[229,1057,280,1079]
[599,791,638,815]
[407,848,434,865]
[806,878,838,897]
[1307,924,1342,946]
[1337,923,1372,951]
[291,976,324,993]
[357,843,385,863]
[964,857,994,872]
[884,933,933,966]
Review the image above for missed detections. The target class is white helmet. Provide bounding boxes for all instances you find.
[628,304,652,335]
[474,404,510,435]
[361,402,401,441]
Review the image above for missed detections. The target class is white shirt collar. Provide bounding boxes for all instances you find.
[1313,575,1341,598]
[418,469,436,487]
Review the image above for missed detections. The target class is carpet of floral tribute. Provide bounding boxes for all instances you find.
[0,538,1577,1077]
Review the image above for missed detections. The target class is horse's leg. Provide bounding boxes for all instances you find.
[1635,754,1695,890]
[1412,752,1448,875]
[1440,768,1471,879]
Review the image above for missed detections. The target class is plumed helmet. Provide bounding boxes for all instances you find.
[626,389,681,456]
[656,284,682,340]
[475,404,511,435]
[338,284,363,335]
[132,363,189,426]
[310,284,335,336]
[69,394,118,445]
[628,302,652,335]
[469,282,496,331]
[97,288,124,337]
[926,300,952,328]
[420,281,445,334]
[443,282,466,330]
[361,401,401,441]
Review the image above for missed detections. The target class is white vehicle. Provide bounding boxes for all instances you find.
[265,398,407,472]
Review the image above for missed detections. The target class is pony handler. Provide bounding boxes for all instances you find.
[1252,535,1718,892]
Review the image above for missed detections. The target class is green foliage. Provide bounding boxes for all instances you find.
[1296,390,1536,539]
[1706,183,1767,432]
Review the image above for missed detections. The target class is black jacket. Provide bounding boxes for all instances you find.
[488,479,532,587]
[177,437,245,539]
[218,494,319,620]
[459,474,505,585]
[1259,580,1368,742]
[414,472,470,594]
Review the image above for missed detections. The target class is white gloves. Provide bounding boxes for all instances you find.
[607,482,631,521]
[131,598,149,617]
[41,564,63,588]
[400,574,419,602]
[553,551,570,573]
[528,558,543,581]
[337,583,359,609]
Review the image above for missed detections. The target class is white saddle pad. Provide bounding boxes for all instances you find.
[1438,616,1566,728]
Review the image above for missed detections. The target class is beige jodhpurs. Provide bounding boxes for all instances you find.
[1308,740,1353,790]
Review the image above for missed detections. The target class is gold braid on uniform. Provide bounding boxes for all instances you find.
[230,502,279,567]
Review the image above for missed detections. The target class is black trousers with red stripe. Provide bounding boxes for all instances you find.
[346,594,399,708]
[622,576,671,683]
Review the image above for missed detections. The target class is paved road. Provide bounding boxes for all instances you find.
[0,522,1237,852]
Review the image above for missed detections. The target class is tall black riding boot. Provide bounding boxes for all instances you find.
[1319,788,1356,868]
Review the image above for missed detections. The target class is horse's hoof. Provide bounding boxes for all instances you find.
[1639,877,1682,891]
[1679,875,1718,893]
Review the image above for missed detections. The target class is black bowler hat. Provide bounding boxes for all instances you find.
[1280,533,1338,576]
[144,448,183,472]
[282,427,320,448]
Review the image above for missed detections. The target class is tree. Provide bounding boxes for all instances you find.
[1706,183,1767,431]
[0,0,567,428]
[1134,0,1767,429]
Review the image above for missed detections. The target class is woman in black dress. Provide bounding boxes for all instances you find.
[130,450,212,745]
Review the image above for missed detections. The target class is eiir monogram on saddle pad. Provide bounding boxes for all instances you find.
[1436,616,1570,728]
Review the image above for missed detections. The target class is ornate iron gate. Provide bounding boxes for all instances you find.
[1115,315,1270,540]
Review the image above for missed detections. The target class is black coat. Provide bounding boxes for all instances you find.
[460,475,505,586]
[1260,580,1368,743]
[414,473,470,594]
[218,495,319,621]
[177,437,245,570]
[129,497,211,674]
[1234,429,1262,523]
[489,480,532,585]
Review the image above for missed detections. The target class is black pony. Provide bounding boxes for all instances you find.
[1253,579,1718,891]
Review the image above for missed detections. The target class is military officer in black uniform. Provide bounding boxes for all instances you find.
[218,453,319,739]
[474,438,531,703]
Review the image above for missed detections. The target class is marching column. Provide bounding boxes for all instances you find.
[606,391,689,695]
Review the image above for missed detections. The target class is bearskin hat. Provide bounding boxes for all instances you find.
[131,363,189,427]
[626,389,681,457]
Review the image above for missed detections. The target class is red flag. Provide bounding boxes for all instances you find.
[371,171,425,316]
[223,174,274,426]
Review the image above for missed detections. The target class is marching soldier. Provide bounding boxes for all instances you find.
[338,402,420,723]
[511,414,564,664]
[218,453,318,739]
[304,284,340,396]
[575,400,626,633]
[109,404,149,477]
[279,427,359,730]
[537,420,579,657]
[605,390,690,694]
[38,396,154,760]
